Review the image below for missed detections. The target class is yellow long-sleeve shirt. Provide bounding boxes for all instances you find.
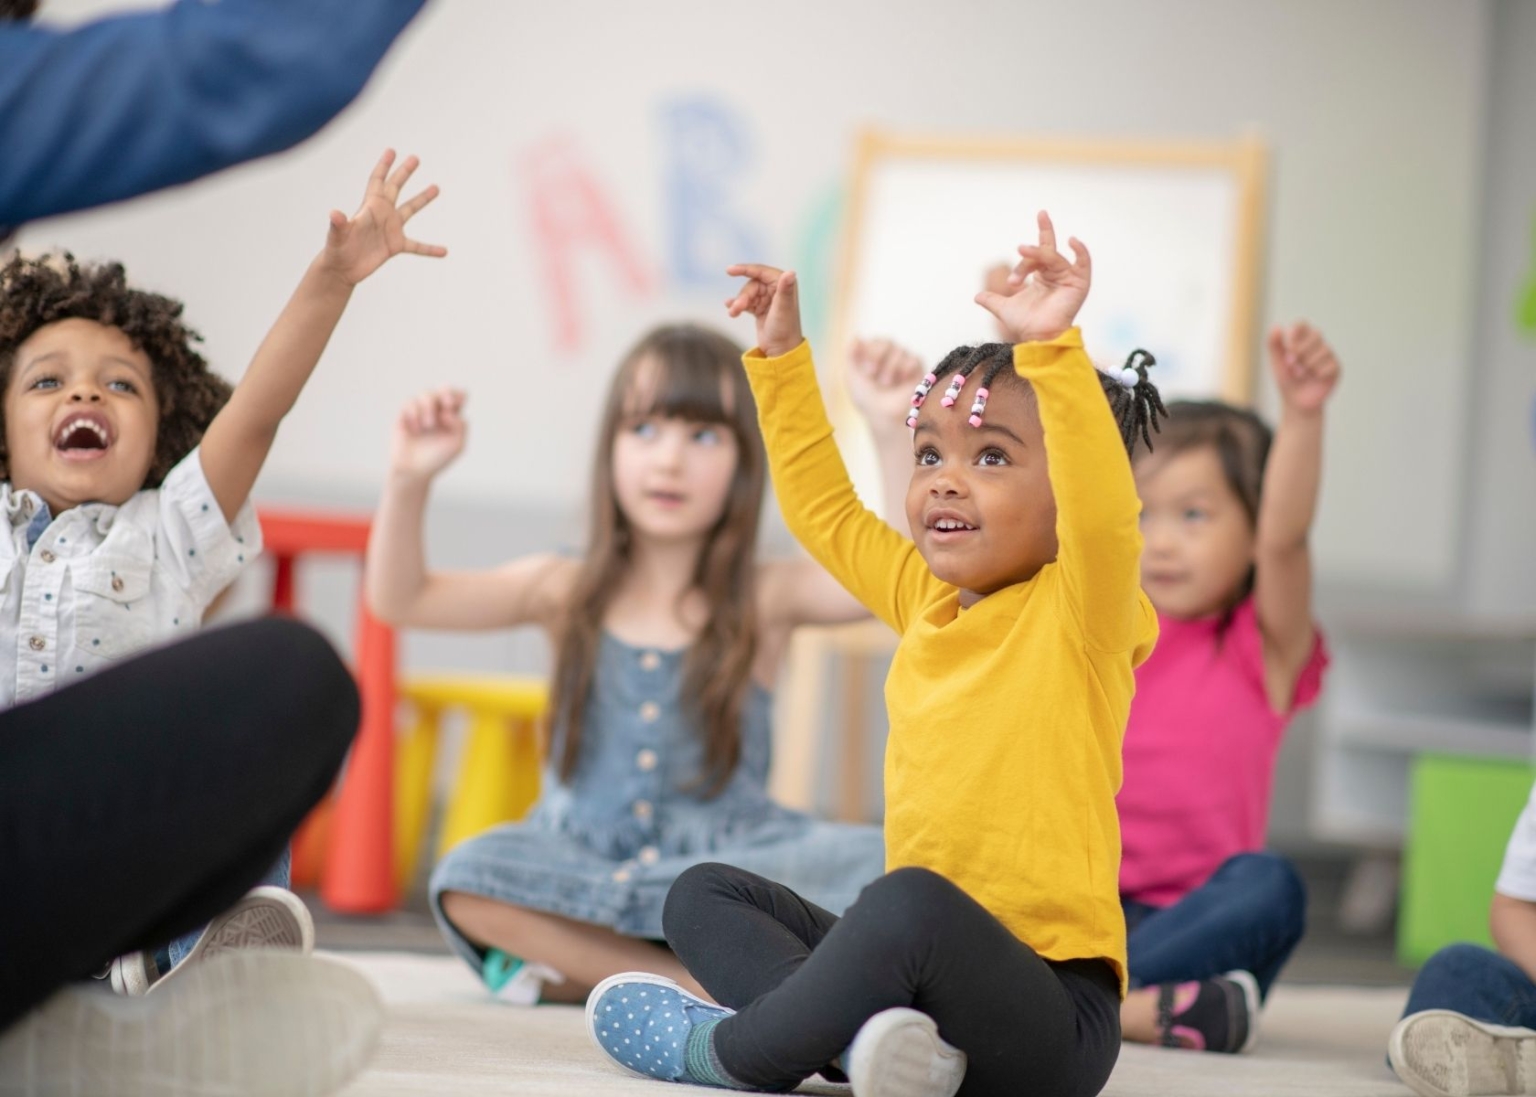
[744,329,1157,992]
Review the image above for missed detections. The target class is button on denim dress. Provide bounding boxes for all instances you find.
[429,633,885,974]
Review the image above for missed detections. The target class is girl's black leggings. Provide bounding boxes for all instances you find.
[663,863,1121,1097]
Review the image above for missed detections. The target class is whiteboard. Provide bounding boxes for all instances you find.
[837,133,1266,404]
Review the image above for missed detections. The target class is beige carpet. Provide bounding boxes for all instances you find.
[337,952,1413,1096]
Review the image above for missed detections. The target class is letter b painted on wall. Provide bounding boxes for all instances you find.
[661,96,762,287]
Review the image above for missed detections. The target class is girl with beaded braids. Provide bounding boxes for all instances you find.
[585,212,1164,1097]
[848,317,1337,1056]
[0,149,445,995]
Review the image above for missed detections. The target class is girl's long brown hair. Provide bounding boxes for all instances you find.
[550,324,765,797]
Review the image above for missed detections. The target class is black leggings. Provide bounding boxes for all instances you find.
[663,864,1121,1097]
[0,617,358,1030]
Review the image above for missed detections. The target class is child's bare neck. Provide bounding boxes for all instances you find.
[603,535,708,649]
[624,535,703,594]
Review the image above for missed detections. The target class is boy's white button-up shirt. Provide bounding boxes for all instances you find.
[0,446,261,708]
[1499,779,1536,902]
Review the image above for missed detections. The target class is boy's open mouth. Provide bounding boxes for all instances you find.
[52,412,113,459]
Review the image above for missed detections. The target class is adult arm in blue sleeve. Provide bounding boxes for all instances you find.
[0,0,429,227]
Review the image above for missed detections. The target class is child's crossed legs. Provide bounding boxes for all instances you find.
[662,863,1121,1097]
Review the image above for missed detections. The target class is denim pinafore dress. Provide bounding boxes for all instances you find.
[429,633,885,973]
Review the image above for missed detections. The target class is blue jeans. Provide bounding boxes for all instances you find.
[1122,852,1307,1000]
[163,848,291,969]
[1403,943,1536,1028]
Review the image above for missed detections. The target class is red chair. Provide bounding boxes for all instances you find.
[259,507,397,914]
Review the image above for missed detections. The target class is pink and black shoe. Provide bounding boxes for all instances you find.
[1155,970,1260,1054]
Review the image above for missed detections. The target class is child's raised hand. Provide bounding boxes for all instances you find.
[391,387,468,481]
[974,212,1091,344]
[321,149,447,286]
[847,337,924,437]
[725,264,804,358]
[1267,322,1341,414]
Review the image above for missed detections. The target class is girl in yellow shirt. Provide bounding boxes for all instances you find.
[586,214,1163,1097]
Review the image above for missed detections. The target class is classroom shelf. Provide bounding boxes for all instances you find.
[1310,612,1536,849]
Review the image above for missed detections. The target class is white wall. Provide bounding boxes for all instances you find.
[1464,0,1536,618]
[19,0,1490,593]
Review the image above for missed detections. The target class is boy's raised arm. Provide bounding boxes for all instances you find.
[200,150,445,523]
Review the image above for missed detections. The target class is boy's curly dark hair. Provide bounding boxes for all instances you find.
[0,0,39,20]
[915,342,1167,456]
[0,253,232,487]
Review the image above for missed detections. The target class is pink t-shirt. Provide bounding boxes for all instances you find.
[1117,596,1329,907]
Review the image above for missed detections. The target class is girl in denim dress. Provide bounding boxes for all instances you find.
[366,324,916,1004]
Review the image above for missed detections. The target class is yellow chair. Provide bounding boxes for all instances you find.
[395,674,549,890]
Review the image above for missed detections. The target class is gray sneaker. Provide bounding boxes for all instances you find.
[0,950,381,1097]
[108,886,314,997]
[1390,1010,1536,1097]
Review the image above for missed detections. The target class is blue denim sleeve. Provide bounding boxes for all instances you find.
[0,0,429,227]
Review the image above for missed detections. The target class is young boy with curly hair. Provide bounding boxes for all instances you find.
[0,148,444,995]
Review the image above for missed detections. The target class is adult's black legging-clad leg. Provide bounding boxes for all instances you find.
[0,617,359,1029]
[663,863,1122,1097]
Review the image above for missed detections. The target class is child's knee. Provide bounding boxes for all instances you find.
[1420,942,1502,983]
[867,866,958,905]
[234,618,358,748]
[1223,853,1306,916]
[850,867,962,943]
[263,619,357,717]
[662,862,739,940]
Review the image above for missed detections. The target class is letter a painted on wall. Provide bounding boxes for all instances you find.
[524,137,654,352]
[661,96,762,286]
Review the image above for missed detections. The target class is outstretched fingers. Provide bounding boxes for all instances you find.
[384,154,421,202]
[403,236,448,258]
[366,149,397,198]
[399,184,440,224]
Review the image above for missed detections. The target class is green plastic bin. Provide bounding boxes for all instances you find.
[1399,754,1536,967]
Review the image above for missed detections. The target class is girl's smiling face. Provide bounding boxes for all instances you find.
[1135,443,1257,619]
[905,377,1058,606]
[4,318,160,513]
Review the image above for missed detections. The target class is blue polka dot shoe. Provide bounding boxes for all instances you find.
[585,973,737,1085]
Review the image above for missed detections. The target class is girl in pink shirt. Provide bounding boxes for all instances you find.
[1116,323,1339,1055]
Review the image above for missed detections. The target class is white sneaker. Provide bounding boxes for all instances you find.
[0,950,382,1097]
[846,1007,966,1097]
[1389,1009,1536,1097]
[108,886,314,998]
